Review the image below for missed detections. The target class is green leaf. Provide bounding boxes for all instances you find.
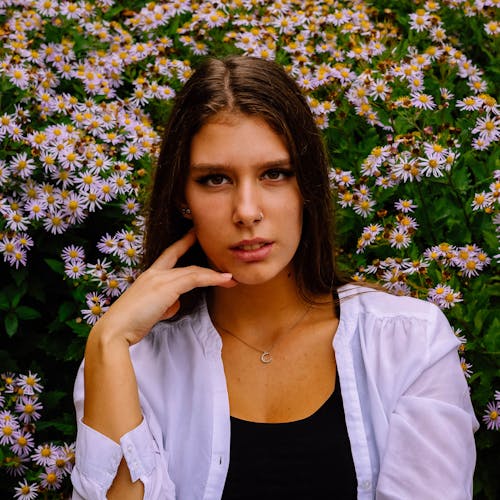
[11,268,28,287]
[66,319,91,338]
[4,313,18,337]
[58,301,76,322]
[45,258,64,275]
[10,286,27,308]
[0,291,9,311]
[16,306,41,320]
[483,318,500,352]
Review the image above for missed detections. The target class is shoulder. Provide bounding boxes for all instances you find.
[338,284,438,320]
[337,284,459,362]
[130,297,219,361]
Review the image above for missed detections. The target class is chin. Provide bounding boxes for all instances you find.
[230,265,291,287]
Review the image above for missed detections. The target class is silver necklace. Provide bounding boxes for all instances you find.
[213,305,311,364]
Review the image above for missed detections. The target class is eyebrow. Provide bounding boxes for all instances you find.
[189,158,292,171]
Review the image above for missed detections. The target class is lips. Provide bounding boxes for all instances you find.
[230,239,273,262]
[235,243,267,251]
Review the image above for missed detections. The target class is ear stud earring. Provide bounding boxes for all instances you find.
[181,207,192,216]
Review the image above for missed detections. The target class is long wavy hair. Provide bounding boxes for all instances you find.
[142,56,348,315]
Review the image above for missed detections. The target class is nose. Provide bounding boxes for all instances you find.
[232,181,263,226]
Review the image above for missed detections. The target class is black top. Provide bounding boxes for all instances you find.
[221,375,357,499]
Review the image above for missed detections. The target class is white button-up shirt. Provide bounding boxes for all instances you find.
[72,286,479,499]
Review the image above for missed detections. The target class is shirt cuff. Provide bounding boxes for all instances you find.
[76,417,156,490]
[75,418,123,491]
[120,418,156,482]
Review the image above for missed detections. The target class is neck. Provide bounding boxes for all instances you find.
[208,269,313,342]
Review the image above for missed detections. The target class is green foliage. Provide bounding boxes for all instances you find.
[0,0,498,497]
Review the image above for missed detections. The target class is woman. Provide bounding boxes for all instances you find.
[71,56,478,499]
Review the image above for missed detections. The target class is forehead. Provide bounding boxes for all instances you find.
[189,114,290,168]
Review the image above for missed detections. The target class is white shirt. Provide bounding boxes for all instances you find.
[71,286,479,499]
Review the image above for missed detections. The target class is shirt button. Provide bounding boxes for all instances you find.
[361,479,371,490]
[127,445,133,453]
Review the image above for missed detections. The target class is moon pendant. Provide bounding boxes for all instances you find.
[260,352,272,364]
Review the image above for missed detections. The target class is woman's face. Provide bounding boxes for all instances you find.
[184,113,303,286]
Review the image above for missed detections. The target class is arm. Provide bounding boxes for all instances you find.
[375,308,479,500]
[74,231,236,498]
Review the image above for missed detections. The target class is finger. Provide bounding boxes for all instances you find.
[166,267,235,296]
[151,230,197,270]
[160,300,180,320]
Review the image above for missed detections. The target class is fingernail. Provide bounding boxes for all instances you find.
[221,273,233,279]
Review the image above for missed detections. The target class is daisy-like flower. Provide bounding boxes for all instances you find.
[391,153,422,182]
[43,209,69,234]
[409,10,431,32]
[121,143,144,161]
[102,274,126,297]
[370,78,390,100]
[7,65,30,89]
[61,245,85,262]
[121,197,140,215]
[2,373,17,392]
[16,372,43,395]
[419,153,446,177]
[456,96,481,111]
[9,153,37,179]
[381,268,405,291]
[0,412,19,445]
[472,191,494,210]
[59,441,76,470]
[388,228,411,249]
[116,241,142,265]
[396,214,419,232]
[459,356,473,378]
[10,430,35,457]
[482,401,500,430]
[395,199,417,213]
[391,282,411,296]
[4,454,30,477]
[13,479,39,500]
[31,443,58,467]
[442,289,463,309]
[64,258,86,279]
[63,193,88,224]
[332,170,354,187]
[410,92,436,110]
[39,467,63,490]
[4,209,29,232]
[427,284,462,309]
[356,224,382,253]
[484,20,500,36]
[472,137,491,151]
[81,292,109,325]
[439,88,454,101]
[472,115,500,142]
[96,233,118,255]
[15,396,43,423]
[352,197,375,217]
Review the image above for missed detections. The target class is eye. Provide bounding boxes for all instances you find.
[262,169,294,181]
[196,174,230,186]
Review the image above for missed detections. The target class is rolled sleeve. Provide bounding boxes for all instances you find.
[72,418,123,498]
[375,310,479,499]
[120,418,156,482]
[72,416,175,499]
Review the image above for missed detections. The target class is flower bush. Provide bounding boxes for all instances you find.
[0,0,498,497]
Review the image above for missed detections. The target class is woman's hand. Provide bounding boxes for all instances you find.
[90,230,236,346]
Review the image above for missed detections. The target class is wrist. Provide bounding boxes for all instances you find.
[86,323,131,357]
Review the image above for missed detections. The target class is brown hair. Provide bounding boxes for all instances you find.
[143,56,347,315]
